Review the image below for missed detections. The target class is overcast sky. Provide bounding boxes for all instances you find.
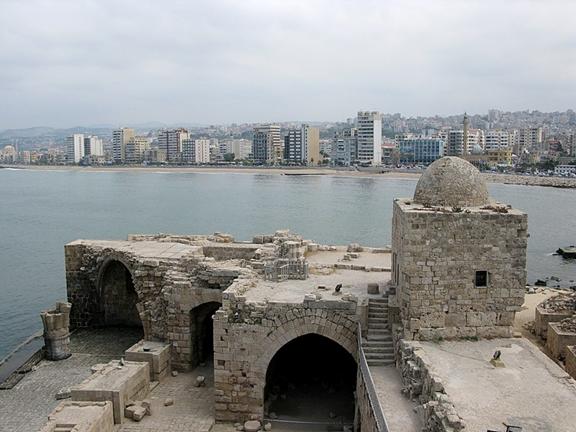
[1,0,575,129]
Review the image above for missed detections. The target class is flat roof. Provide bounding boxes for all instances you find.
[413,338,576,432]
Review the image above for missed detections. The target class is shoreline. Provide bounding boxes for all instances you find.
[2,164,576,188]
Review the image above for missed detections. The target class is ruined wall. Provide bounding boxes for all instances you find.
[392,200,527,340]
[213,286,359,422]
[395,335,465,432]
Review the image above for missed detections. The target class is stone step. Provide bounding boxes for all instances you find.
[368,317,388,323]
[368,311,387,317]
[368,323,389,329]
[367,333,393,341]
[367,359,395,366]
[362,339,393,348]
[365,353,395,361]
[363,346,394,354]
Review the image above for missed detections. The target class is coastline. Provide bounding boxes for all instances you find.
[2,164,576,188]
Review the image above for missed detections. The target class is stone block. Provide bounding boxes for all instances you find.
[565,346,576,380]
[125,340,171,382]
[39,401,114,432]
[71,360,150,424]
[534,305,573,340]
[367,283,380,295]
[547,323,576,360]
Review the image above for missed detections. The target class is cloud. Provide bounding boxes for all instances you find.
[0,0,575,128]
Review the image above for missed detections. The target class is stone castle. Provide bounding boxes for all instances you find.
[26,156,576,432]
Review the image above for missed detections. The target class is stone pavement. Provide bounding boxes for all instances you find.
[0,328,142,432]
[370,365,421,432]
[116,364,214,432]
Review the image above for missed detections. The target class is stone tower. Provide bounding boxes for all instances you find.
[391,157,528,340]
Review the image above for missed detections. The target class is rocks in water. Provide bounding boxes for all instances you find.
[535,279,547,287]
[347,243,363,252]
[264,422,272,431]
[269,411,278,419]
[244,420,261,432]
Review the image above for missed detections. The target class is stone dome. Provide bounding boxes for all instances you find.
[413,156,490,207]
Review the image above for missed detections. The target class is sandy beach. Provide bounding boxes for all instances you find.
[3,164,576,188]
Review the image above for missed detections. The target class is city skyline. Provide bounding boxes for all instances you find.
[1,0,576,129]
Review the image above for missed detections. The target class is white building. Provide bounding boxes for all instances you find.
[84,136,104,157]
[484,130,515,151]
[112,128,135,163]
[66,134,85,163]
[220,139,252,160]
[446,129,484,155]
[356,111,382,166]
[515,127,543,153]
[182,138,211,164]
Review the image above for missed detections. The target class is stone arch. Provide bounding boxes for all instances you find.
[262,331,358,425]
[97,256,143,328]
[256,317,357,373]
[189,301,222,367]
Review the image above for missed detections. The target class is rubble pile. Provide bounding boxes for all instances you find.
[539,293,576,313]
[558,316,576,333]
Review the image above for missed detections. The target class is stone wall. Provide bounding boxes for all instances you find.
[395,335,465,432]
[213,283,360,422]
[565,346,576,380]
[392,199,527,341]
[64,241,253,370]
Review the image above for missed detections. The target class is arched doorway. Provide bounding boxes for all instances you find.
[264,334,357,428]
[190,302,221,367]
[99,260,142,328]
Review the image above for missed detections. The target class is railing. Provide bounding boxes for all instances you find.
[357,323,390,432]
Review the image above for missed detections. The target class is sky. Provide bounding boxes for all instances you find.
[1,0,575,129]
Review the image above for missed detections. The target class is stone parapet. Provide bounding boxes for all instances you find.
[41,301,72,361]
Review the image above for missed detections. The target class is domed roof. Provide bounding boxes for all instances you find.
[413,156,490,207]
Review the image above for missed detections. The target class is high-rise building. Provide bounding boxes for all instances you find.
[515,127,543,154]
[398,137,445,164]
[446,128,484,156]
[112,128,135,164]
[484,130,515,151]
[220,139,252,160]
[252,125,281,164]
[283,125,320,165]
[157,128,189,163]
[83,136,104,157]
[125,136,150,164]
[331,128,357,166]
[66,134,84,163]
[356,111,382,165]
[182,138,210,164]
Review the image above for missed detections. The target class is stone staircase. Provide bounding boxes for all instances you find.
[362,296,395,366]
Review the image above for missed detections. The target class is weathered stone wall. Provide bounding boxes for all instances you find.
[565,346,576,380]
[395,335,465,432]
[213,285,359,422]
[392,199,527,340]
[65,241,252,370]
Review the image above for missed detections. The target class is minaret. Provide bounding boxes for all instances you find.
[462,112,470,155]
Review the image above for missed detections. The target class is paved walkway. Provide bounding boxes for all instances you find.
[0,328,142,432]
[370,365,421,432]
[117,364,214,432]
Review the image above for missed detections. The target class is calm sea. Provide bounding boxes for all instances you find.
[0,168,575,358]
